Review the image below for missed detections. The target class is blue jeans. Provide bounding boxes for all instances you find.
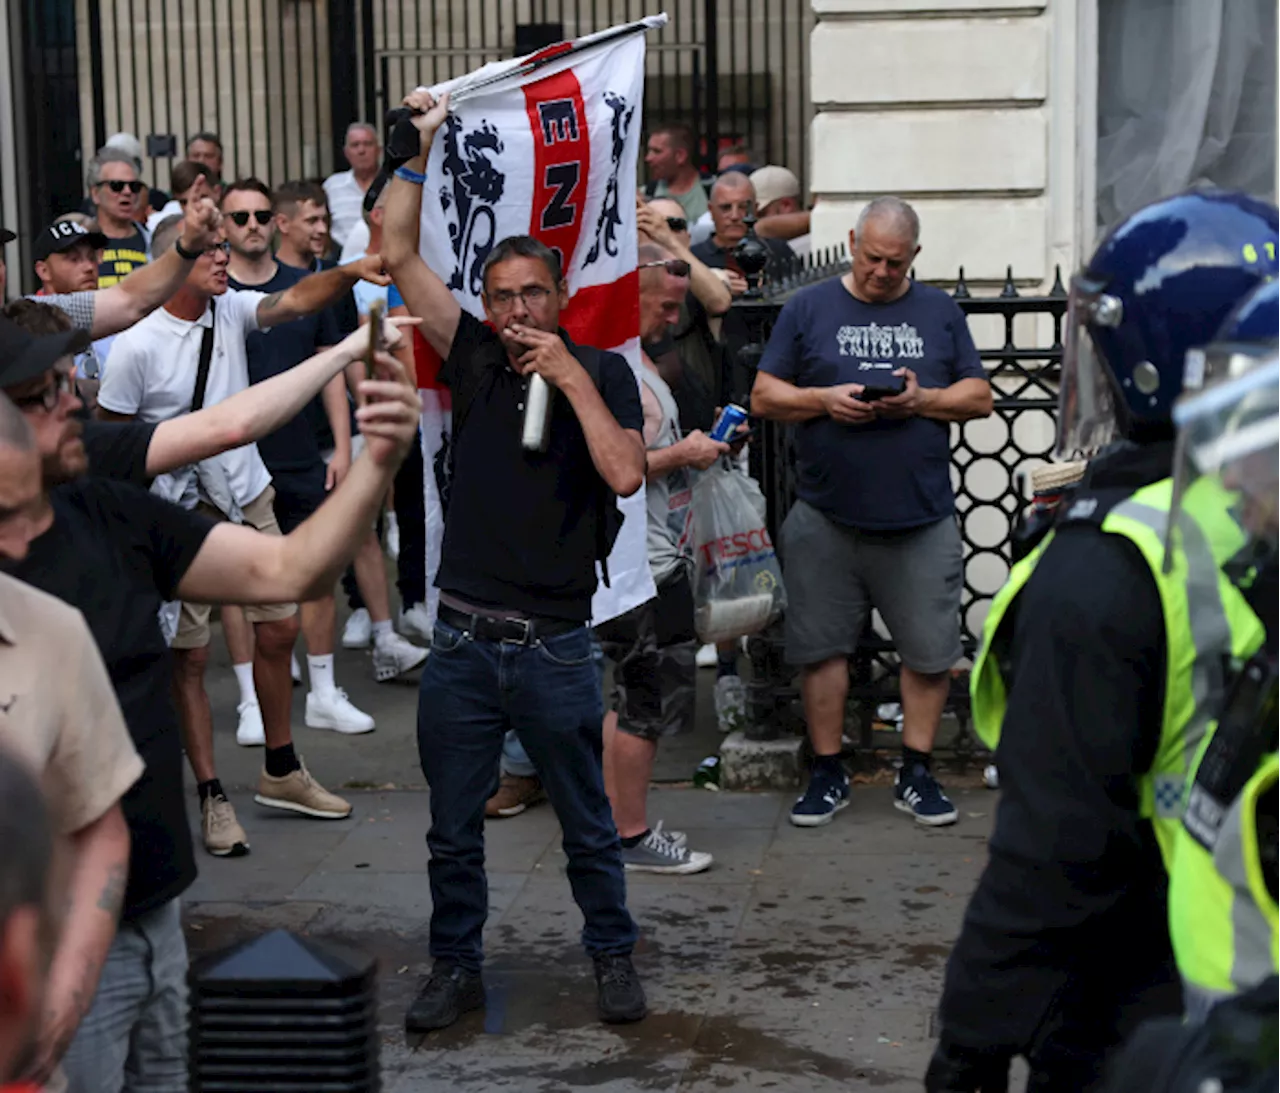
[500,635,605,777]
[417,620,636,971]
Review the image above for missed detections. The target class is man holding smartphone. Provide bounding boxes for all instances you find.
[750,196,993,828]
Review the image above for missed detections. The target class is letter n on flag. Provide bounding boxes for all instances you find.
[406,16,665,628]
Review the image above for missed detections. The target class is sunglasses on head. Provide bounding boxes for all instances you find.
[228,210,273,227]
[640,258,691,278]
[665,216,688,233]
[102,179,144,194]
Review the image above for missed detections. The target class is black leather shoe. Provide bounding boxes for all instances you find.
[593,953,647,1024]
[404,964,485,1033]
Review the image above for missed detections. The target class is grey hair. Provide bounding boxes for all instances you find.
[0,392,35,452]
[855,196,920,247]
[0,744,52,928]
[345,122,378,144]
[709,172,755,205]
[481,235,562,293]
[150,214,187,258]
[86,148,139,190]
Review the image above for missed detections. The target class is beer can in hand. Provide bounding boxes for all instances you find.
[710,403,749,444]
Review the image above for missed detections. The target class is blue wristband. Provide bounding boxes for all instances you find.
[395,165,427,185]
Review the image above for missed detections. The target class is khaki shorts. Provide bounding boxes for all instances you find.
[170,486,297,650]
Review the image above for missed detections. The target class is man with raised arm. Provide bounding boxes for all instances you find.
[383,89,650,1033]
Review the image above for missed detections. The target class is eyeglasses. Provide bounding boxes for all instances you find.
[486,286,554,311]
[205,241,231,256]
[640,259,691,278]
[665,217,688,233]
[11,370,73,414]
[102,180,144,194]
[228,210,273,227]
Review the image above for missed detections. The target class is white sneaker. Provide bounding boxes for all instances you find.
[372,632,429,682]
[305,688,376,734]
[398,603,433,644]
[236,700,265,747]
[342,608,372,649]
[695,643,717,669]
[384,514,401,562]
[290,652,302,684]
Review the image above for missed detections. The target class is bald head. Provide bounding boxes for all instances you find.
[638,242,687,342]
[646,198,685,222]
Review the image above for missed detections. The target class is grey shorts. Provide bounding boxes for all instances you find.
[60,897,188,1093]
[779,499,964,673]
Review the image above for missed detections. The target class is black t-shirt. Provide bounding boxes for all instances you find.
[938,444,1180,1058]
[691,235,793,401]
[98,225,150,288]
[436,311,642,620]
[229,263,341,472]
[81,418,157,486]
[301,257,360,453]
[6,480,215,918]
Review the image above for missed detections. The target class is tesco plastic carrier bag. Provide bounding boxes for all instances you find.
[690,459,787,644]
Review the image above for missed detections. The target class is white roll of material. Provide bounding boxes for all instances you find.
[695,593,776,644]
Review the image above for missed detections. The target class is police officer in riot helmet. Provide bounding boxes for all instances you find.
[1105,284,1278,1092]
[926,190,1278,1093]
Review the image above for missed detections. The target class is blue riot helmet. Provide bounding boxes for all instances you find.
[1057,191,1278,458]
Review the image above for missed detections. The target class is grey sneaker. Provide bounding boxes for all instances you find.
[650,820,687,850]
[622,829,712,874]
[714,675,747,733]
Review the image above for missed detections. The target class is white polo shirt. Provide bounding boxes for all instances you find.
[98,289,273,509]
[322,169,366,249]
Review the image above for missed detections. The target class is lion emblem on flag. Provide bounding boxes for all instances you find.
[438,114,506,295]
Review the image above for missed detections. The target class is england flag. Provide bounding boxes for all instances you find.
[407,15,666,628]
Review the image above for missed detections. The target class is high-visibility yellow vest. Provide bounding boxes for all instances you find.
[1168,751,1278,1018]
[971,476,1264,869]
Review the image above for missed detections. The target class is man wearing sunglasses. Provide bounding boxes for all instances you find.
[87,149,151,288]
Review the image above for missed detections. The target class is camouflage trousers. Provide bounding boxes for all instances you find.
[597,569,698,741]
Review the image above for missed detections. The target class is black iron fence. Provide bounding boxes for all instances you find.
[735,252,1067,758]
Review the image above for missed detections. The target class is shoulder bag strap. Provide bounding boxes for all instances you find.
[189,298,216,413]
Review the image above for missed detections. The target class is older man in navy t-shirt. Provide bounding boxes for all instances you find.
[752,196,993,829]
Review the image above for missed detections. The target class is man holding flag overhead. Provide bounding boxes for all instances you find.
[384,20,660,1034]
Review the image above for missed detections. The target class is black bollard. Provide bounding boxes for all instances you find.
[189,929,379,1092]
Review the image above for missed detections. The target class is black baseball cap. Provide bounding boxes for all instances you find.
[33,220,108,263]
[0,314,90,389]
[0,227,14,245]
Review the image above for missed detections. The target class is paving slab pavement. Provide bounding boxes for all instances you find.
[184,781,995,1091]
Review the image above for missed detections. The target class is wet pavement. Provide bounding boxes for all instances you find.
[183,623,994,1090]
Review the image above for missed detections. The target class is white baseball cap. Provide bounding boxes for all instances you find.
[749,166,801,211]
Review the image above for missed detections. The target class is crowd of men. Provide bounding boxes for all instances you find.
[0,86,1274,1093]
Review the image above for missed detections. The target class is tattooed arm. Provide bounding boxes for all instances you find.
[23,804,130,1084]
[254,255,391,329]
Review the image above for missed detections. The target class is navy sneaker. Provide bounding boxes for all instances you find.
[789,764,850,827]
[894,763,959,826]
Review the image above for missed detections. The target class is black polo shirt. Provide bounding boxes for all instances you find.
[436,310,642,621]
